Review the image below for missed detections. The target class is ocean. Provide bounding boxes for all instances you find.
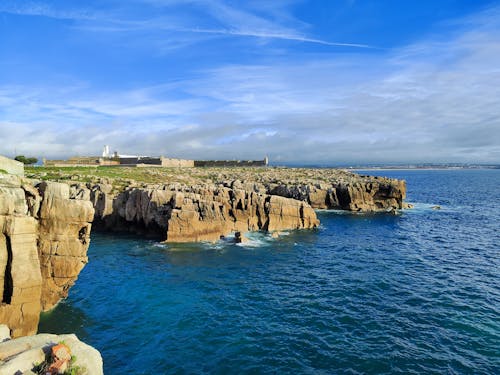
[39,169,500,374]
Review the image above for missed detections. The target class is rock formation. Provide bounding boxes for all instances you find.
[78,168,405,241]
[0,174,93,338]
[89,184,319,242]
[0,325,103,375]
[267,176,407,211]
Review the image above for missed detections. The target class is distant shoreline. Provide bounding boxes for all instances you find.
[351,166,500,171]
[271,164,500,170]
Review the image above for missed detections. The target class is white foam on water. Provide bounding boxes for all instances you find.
[236,231,271,248]
[152,242,168,249]
[405,202,449,213]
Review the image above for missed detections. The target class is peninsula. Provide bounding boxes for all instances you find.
[1,157,407,339]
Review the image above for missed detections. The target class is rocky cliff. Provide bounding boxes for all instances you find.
[78,168,406,241]
[0,174,93,338]
[266,174,407,211]
[88,183,319,242]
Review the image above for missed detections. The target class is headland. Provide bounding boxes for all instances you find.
[1,158,407,350]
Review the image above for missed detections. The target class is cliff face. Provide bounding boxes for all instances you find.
[64,168,406,241]
[87,184,319,242]
[268,176,407,211]
[0,175,93,337]
[37,182,94,310]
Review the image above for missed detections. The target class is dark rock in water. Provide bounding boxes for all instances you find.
[234,231,245,243]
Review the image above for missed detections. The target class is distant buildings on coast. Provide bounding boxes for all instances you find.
[43,146,269,168]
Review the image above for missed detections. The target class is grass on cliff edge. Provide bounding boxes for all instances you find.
[24,165,272,185]
[24,166,360,192]
[25,166,185,184]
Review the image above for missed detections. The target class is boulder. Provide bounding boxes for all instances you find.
[0,333,103,375]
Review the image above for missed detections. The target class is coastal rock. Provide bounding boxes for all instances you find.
[37,181,94,311]
[2,162,408,337]
[0,332,103,375]
[0,324,10,342]
[0,207,42,338]
[268,177,406,211]
[91,185,319,242]
[0,174,94,337]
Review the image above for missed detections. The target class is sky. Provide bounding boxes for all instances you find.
[0,0,499,165]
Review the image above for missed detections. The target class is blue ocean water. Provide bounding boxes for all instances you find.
[39,170,500,374]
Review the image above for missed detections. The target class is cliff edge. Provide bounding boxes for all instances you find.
[0,173,93,337]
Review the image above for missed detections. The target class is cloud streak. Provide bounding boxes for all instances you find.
[0,0,373,49]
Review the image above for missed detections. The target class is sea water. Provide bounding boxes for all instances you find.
[39,170,500,374]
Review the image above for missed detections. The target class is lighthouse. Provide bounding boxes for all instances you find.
[102,145,110,158]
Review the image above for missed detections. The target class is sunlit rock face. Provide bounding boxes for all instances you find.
[89,184,319,242]
[0,176,93,337]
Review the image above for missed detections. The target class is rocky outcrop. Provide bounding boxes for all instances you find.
[59,168,407,241]
[37,182,94,311]
[88,184,319,242]
[0,325,103,375]
[267,176,407,211]
[0,175,94,338]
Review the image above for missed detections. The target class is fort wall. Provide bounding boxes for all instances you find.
[194,158,268,167]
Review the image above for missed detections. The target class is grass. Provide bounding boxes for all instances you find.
[24,165,372,194]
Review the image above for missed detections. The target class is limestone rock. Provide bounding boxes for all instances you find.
[0,325,10,342]
[89,184,319,242]
[0,347,45,374]
[57,334,103,375]
[0,176,94,337]
[0,333,103,375]
[37,181,94,311]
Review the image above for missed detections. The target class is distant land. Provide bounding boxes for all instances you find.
[276,163,500,170]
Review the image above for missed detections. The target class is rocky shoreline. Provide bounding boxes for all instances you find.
[31,166,408,241]
[1,163,407,371]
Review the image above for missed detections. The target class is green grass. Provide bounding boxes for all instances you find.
[24,165,364,193]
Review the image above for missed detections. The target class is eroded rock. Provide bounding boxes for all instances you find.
[0,176,94,337]
[0,331,103,375]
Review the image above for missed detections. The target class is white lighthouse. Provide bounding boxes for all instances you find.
[102,145,110,158]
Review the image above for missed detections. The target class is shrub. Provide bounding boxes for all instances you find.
[15,155,38,165]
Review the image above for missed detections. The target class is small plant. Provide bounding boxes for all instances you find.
[64,357,85,375]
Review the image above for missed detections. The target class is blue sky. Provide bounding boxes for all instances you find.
[1,0,499,164]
